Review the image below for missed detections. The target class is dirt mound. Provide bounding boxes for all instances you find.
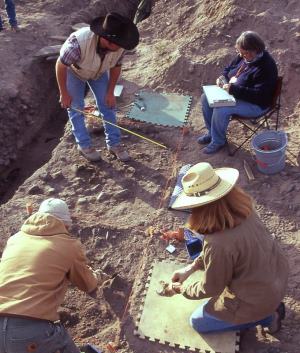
[0,0,299,352]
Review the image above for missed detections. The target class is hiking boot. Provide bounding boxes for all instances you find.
[108,145,130,162]
[197,134,211,145]
[10,25,20,32]
[77,146,101,162]
[267,302,286,334]
[202,142,225,154]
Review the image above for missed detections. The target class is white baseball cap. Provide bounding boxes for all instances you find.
[38,198,72,226]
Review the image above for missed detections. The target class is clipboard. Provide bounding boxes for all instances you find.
[203,85,236,107]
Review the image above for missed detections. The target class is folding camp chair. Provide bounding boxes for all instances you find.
[227,76,283,156]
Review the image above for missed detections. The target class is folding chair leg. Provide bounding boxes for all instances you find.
[228,136,252,156]
[228,118,269,156]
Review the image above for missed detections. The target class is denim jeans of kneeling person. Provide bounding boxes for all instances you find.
[0,316,80,353]
[190,298,273,333]
[0,0,17,29]
[200,93,269,147]
[66,69,121,149]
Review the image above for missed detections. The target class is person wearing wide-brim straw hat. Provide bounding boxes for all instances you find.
[171,162,239,210]
[56,13,139,162]
[168,162,288,334]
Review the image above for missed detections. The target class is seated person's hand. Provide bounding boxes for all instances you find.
[216,75,227,87]
[222,83,231,92]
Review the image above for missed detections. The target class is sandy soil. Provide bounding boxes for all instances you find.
[0,0,299,352]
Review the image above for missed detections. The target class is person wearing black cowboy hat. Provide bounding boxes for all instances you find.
[56,13,139,162]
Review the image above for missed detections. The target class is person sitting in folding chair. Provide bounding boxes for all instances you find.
[198,31,278,154]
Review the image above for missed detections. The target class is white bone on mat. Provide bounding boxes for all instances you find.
[135,260,239,353]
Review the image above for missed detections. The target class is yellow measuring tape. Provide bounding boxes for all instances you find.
[71,107,167,150]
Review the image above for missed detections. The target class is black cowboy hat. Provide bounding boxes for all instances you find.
[90,13,139,51]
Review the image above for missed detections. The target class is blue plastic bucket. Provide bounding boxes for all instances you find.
[251,131,287,174]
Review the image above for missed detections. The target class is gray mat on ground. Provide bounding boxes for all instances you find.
[127,91,192,127]
[135,260,239,352]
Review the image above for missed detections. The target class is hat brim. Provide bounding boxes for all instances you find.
[171,167,239,210]
[90,16,139,51]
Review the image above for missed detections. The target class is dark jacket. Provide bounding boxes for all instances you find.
[223,51,278,109]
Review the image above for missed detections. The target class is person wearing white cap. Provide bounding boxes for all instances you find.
[166,162,288,334]
[0,198,101,353]
[38,197,73,226]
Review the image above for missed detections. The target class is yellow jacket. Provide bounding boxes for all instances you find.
[0,213,98,321]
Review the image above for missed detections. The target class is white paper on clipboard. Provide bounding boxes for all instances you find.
[203,85,236,107]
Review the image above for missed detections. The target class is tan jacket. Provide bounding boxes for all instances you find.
[0,213,98,322]
[183,212,289,324]
[71,27,124,81]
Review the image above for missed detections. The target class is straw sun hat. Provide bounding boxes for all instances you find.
[172,162,239,210]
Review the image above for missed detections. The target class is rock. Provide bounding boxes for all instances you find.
[39,172,53,182]
[58,309,79,326]
[72,164,86,176]
[6,84,19,99]
[52,171,64,179]
[113,188,130,200]
[85,249,94,258]
[91,184,101,192]
[46,187,56,195]
[77,197,88,205]
[95,238,106,248]
[97,191,110,201]
[28,184,43,195]
[280,183,295,194]
[126,166,135,174]
[71,22,89,31]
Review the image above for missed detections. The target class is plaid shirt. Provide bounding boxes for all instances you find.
[60,35,81,66]
[60,34,123,67]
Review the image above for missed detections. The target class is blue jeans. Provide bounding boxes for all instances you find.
[0,0,17,28]
[200,93,268,146]
[190,299,273,333]
[0,317,80,353]
[67,69,121,148]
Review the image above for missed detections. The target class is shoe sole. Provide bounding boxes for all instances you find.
[108,149,130,162]
[202,143,225,154]
[78,149,101,162]
[197,137,211,145]
[197,140,211,145]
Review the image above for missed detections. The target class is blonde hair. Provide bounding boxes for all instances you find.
[186,186,253,234]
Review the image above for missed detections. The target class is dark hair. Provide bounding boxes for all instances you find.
[236,31,265,53]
